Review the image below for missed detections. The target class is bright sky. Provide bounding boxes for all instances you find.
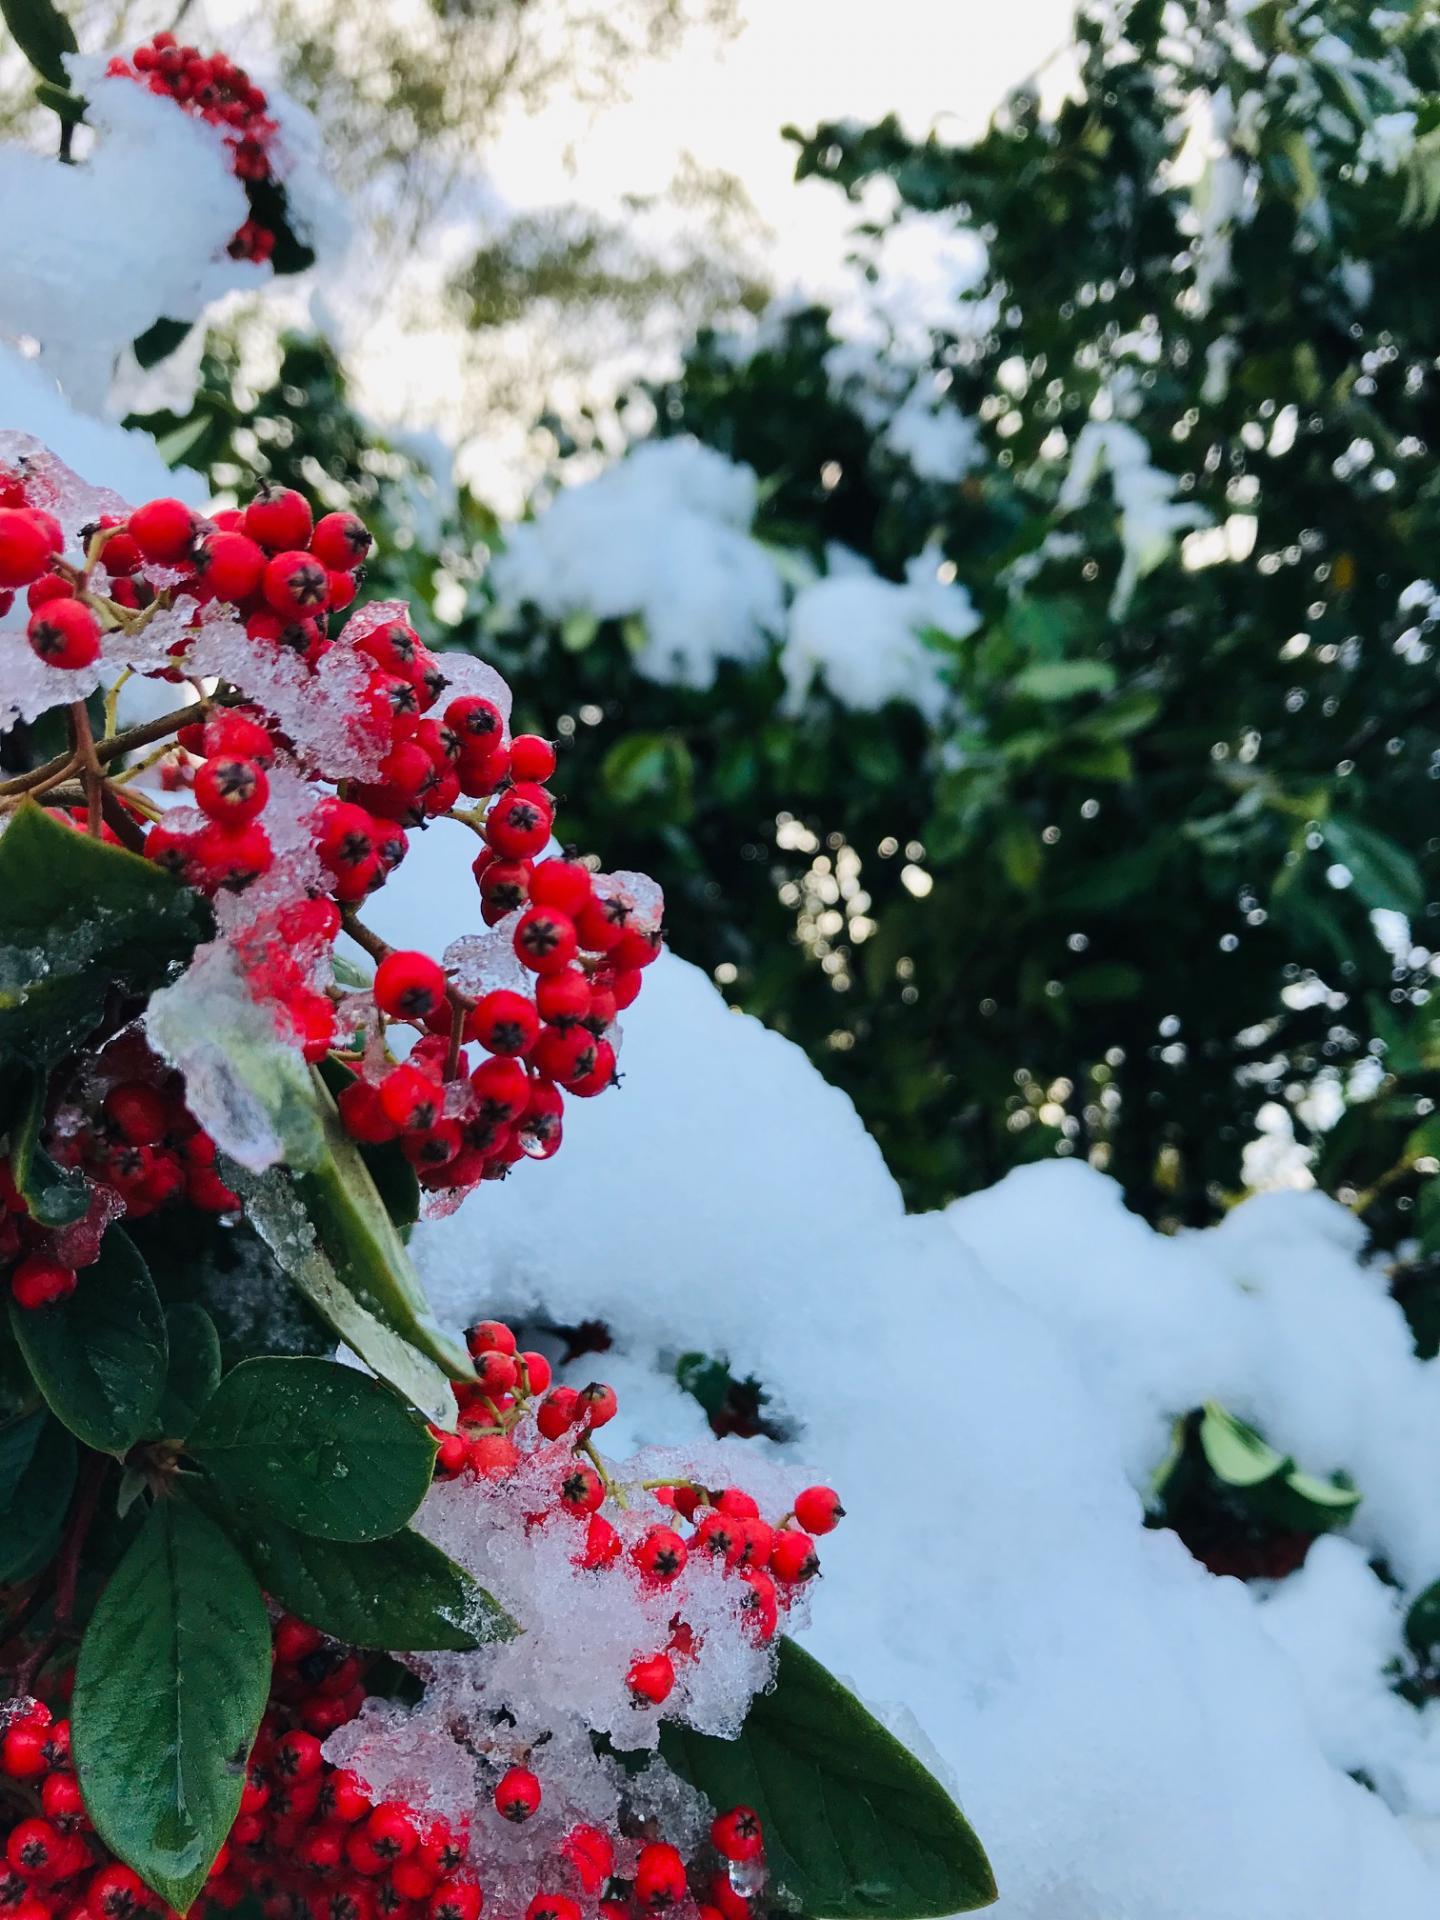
[340,0,1077,503]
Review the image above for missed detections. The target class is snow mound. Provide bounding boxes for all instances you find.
[369,825,1440,1917]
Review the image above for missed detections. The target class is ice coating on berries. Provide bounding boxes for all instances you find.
[144,942,321,1172]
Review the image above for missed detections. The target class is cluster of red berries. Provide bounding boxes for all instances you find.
[2,1040,239,1309]
[0,1622,768,1920]
[2,466,659,1243]
[431,1319,843,1679]
[107,35,281,263]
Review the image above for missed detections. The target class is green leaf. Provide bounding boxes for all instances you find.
[289,1068,468,1378]
[150,1304,222,1441]
[211,1496,513,1651]
[0,0,77,88]
[9,1070,90,1227]
[0,1406,75,1581]
[0,801,210,1068]
[11,1229,167,1453]
[1322,818,1425,916]
[224,1159,461,1430]
[73,1500,270,1914]
[1406,1579,1440,1659]
[659,1639,996,1917]
[189,1357,436,1540]
[1011,659,1116,701]
[1197,1404,1287,1489]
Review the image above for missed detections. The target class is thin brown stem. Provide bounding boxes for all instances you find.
[0,699,209,798]
[69,702,104,837]
[13,1454,107,1694]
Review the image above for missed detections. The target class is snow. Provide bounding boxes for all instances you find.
[488,438,785,690]
[0,64,254,414]
[359,824,1440,1918]
[1059,417,1209,613]
[782,547,979,721]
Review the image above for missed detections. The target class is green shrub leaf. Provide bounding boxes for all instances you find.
[659,1638,996,1917]
[212,1497,514,1650]
[150,1304,223,1441]
[73,1500,270,1914]
[189,1356,436,1540]
[11,1229,167,1453]
[0,1406,75,1581]
[9,1070,91,1227]
[0,800,210,1067]
[0,0,77,88]
[1197,1403,1287,1488]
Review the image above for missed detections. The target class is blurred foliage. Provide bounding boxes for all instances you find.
[136,0,1440,1300]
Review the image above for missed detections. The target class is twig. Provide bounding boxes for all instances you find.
[13,1455,107,1694]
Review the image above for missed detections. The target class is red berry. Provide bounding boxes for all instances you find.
[634,1843,687,1913]
[494,1767,540,1824]
[193,754,269,824]
[515,907,578,976]
[11,1255,77,1309]
[557,1462,604,1516]
[529,858,593,918]
[469,1431,520,1479]
[0,508,58,587]
[536,1386,582,1439]
[6,1818,59,1878]
[632,1526,687,1584]
[206,709,276,764]
[613,926,663,971]
[379,1064,442,1132]
[770,1531,819,1583]
[374,949,448,1022]
[429,1882,482,1920]
[471,1056,530,1124]
[578,1381,617,1428]
[445,695,503,745]
[485,790,553,861]
[245,485,313,551]
[738,1567,779,1642]
[469,989,539,1056]
[561,1826,614,1896]
[196,530,266,600]
[275,1730,324,1780]
[710,1808,763,1864]
[535,971,591,1026]
[103,1080,170,1144]
[195,821,272,889]
[366,1803,418,1861]
[127,496,196,563]
[794,1485,845,1534]
[338,1077,399,1144]
[716,1489,759,1519]
[473,1348,519,1395]
[311,511,373,569]
[693,1512,743,1568]
[508,735,556,782]
[577,1511,622,1569]
[612,968,644,1011]
[27,596,100,669]
[526,1899,579,1920]
[567,1038,616,1099]
[263,549,330,616]
[478,858,533,922]
[26,573,69,609]
[519,1350,551,1394]
[625,1653,675,1705]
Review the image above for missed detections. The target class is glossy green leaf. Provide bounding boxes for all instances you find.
[1197,1404,1287,1488]
[0,801,210,1067]
[1011,659,1116,701]
[11,1229,167,1453]
[1322,818,1425,916]
[150,1304,223,1441]
[659,1639,996,1916]
[0,0,77,88]
[73,1501,270,1914]
[213,1496,514,1651]
[9,1070,90,1227]
[189,1356,436,1540]
[0,1405,75,1581]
